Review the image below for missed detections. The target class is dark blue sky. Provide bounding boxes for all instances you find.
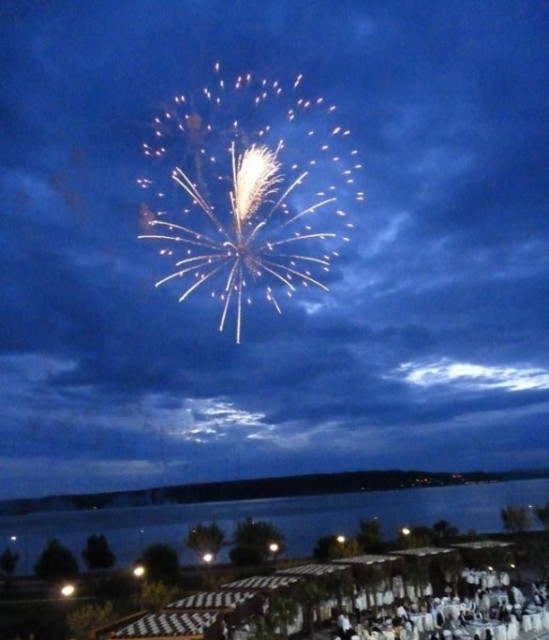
[1,1,548,499]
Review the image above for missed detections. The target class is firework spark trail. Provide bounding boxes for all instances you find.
[138,64,363,343]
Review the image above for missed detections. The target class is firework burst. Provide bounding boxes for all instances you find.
[138,64,364,343]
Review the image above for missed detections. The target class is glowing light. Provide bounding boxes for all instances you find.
[133,565,145,578]
[138,64,364,343]
[61,583,75,597]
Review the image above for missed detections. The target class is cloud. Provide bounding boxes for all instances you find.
[396,359,549,392]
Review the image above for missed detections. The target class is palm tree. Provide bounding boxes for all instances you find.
[532,502,549,579]
[402,559,430,602]
[325,569,354,610]
[249,616,277,640]
[268,597,300,640]
[355,564,386,611]
[501,505,530,579]
[437,552,464,598]
[294,578,328,639]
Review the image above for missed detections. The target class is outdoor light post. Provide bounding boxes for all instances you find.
[60,583,76,598]
[133,565,146,610]
[133,565,146,579]
[203,552,214,589]
[269,542,279,563]
[400,527,411,549]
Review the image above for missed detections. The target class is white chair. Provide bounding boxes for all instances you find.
[411,616,423,632]
[506,621,519,640]
[542,611,549,629]
[521,615,532,632]
[494,625,506,640]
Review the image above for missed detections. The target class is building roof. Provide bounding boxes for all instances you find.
[391,546,455,557]
[276,563,348,576]
[166,591,256,611]
[115,611,217,638]
[332,554,400,566]
[451,540,513,550]
[221,575,299,590]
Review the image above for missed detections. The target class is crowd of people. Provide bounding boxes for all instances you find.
[332,576,549,640]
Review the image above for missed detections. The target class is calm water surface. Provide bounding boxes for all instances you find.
[1,478,548,574]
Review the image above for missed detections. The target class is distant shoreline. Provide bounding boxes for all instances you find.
[1,468,548,517]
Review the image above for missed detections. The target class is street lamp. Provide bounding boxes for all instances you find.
[60,583,76,598]
[133,565,146,578]
[269,542,279,562]
[401,527,411,536]
[336,535,346,544]
[133,565,146,611]
[202,552,214,589]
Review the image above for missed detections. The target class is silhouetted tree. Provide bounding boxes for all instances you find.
[534,502,549,530]
[398,526,434,549]
[433,519,458,540]
[230,518,285,565]
[0,546,19,582]
[501,505,530,579]
[531,502,549,579]
[141,580,179,612]
[501,506,530,536]
[356,518,384,553]
[82,534,116,571]
[138,543,180,585]
[186,522,225,560]
[313,534,359,561]
[34,538,79,581]
[66,601,118,640]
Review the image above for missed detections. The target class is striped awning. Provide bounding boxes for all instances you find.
[166,591,255,611]
[276,563,347,576]
[115,611,216,638]
[452,540,513,550]
[391,546,455,557]
[221,575,299,590]
[332,554,400,565]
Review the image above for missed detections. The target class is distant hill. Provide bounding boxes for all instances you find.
[1,468,547,516]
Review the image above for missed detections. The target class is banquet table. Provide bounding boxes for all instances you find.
[543,611,549,629]
[467,621,507,640]
[410,613,434,632]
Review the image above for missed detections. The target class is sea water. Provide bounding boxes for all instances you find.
[1,477,547,574]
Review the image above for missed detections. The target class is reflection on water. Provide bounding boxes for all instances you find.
[1,478,547,574]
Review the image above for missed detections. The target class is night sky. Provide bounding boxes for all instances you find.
[1,1,548,500]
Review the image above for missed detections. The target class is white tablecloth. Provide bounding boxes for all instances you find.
[410,614,434,632]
